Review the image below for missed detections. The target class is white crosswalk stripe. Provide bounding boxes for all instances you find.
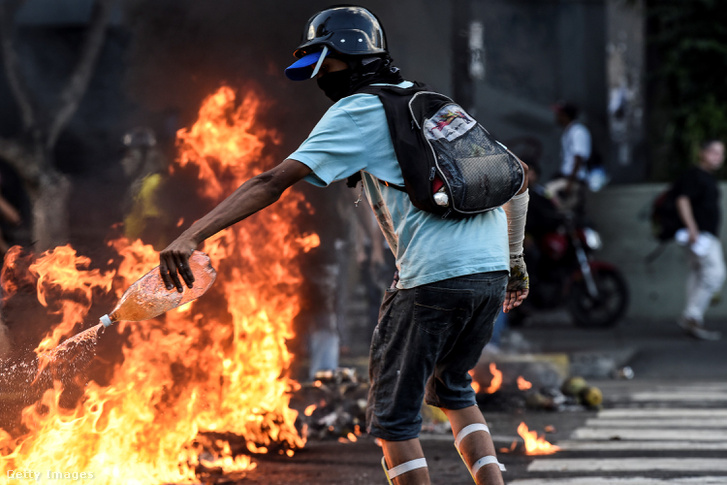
[553,440,727,451]
[528,457,727,473]
[509,381,727,484]
[510,478,727,484]
[571,427,727,440]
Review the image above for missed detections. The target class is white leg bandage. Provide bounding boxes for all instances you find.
[381,457,428,484]
[454,423,506,481]
[454,423,491,449]
[471,455,506,474]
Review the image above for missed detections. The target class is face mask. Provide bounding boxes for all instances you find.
[316,69,352,102]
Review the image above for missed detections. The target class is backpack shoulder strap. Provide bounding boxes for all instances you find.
[346,82,431,191]
[355,81,431,97]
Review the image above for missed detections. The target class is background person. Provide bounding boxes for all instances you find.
[673,139,725,341]
[121,127,173,250]
[550,100,591,216]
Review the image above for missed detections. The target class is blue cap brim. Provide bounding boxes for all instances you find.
[285,51,323,81]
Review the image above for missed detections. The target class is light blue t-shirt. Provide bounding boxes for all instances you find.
[288,83,509,289]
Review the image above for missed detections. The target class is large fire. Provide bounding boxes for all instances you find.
[0,86,316,483]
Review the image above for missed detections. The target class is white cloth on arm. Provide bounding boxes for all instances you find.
[502,190,529,256]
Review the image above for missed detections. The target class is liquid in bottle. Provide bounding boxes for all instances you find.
[100,251,216,327]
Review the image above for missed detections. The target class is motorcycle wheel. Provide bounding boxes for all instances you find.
[568,266,629,327]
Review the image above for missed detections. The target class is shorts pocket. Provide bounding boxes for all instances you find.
[414,286,473,336]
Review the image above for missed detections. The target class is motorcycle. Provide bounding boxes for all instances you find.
[511,212,629,328]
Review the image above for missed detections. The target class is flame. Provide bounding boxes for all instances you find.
[29,245,113,356]
[0,86,315,483]
[517,376,532,390]
[468,369,480,394]
[296,233,321,253]
[335,432,358,444]
[485,363,502,393]
[197,439,255,472]
[517,422,560,455]
[303,404,317,417]
[175,85,279,200]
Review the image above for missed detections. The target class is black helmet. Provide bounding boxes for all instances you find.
[293,6,387,59]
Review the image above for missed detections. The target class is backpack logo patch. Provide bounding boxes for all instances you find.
[423,105,476,142]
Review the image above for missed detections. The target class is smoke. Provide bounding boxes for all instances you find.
[0,320,9,360]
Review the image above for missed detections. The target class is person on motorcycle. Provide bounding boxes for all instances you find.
[511,159,628,328]
[524,161,562,289]
[506,160,560,325]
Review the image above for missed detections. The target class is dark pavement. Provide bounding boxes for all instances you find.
[233,313,727,484]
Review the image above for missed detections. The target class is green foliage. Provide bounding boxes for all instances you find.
[648,0,727,177]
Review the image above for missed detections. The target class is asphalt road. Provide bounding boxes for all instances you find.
[206,315,727,484]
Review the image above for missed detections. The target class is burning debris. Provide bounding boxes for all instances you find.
[0,86,316,483]
[514,421,560,455]
[473,361,604,413]
[291,368,368,442]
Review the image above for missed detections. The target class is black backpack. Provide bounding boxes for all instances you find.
[352,82,525,218]
[650,187,682,241]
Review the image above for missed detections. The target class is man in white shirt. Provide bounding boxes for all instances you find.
[552,101,591,213]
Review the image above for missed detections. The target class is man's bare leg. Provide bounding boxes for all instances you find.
[442,405,505,485]
[381,438,430,485]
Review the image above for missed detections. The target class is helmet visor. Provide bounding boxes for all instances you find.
[285,46,328,81]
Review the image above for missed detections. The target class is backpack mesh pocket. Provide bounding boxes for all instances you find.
[431,125,523,213]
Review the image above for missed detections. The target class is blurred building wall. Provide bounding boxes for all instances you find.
[2,0,647,180]
[460,0,645,184]
[0,1,653,274]
[605,0,646,183]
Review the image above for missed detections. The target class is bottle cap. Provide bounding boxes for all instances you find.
[433,191,449,207]
[100,314,113,327]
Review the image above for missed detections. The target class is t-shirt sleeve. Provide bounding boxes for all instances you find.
[673,169,700,199]
[289,106,368,187]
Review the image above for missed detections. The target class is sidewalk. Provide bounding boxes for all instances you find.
[501,310,727,380]
[485,309,638,381]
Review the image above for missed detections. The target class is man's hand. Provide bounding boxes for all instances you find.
[160,237,198,292]
[504,254,529,313]
[503,287,529,313]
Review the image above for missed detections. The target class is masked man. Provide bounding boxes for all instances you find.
[160,6,529,484]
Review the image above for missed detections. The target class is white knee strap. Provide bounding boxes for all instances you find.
[472,455,506,474]
[454,423,491,449]
[382,456,428,481]
[454,424,506,477]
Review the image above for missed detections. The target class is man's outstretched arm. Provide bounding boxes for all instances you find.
[160,158,312,291]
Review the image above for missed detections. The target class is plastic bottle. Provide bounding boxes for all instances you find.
[432,176,450,207]
[433,187,450,207]
[99,251,217,327]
